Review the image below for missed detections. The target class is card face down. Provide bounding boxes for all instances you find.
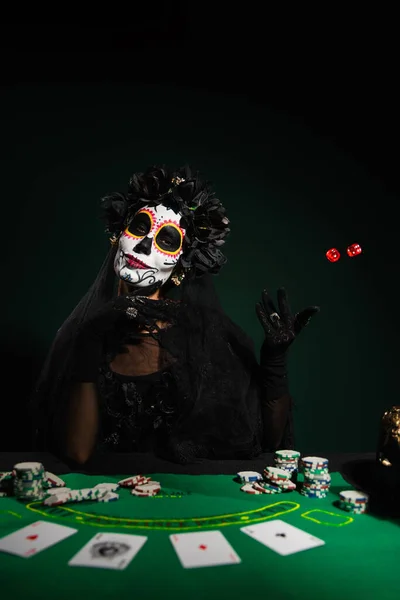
[0,521,78,558]
[68,532,148,570]
[241,520,325,556]
[170,530,241,569]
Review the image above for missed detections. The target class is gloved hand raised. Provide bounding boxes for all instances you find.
[255,287,319,401]
[73,282,170,382]
[256,287,319,363]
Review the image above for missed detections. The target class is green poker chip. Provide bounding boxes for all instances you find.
[13,462,46,501]
[301,467,329,475]
[274,450,301,460]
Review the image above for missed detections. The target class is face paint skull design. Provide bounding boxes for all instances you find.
[114,204,186,288]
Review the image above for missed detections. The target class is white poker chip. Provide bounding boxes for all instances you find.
[301,456,329,465]
[264,467,290,480]
[131,488,158,497]
[274,459,298,466]
[45,472,66,487]
[118,475,151,488]
[339,490,369,503]
[274,450,301,459]
[237,471,263,482]
[304,472,331,483]
[43,492,72,506]
[135,482,161,493]
[98,491,119,502]
[93,483,120,492]
[68,488,95,502]
[272,478,294,487]
[280,480,296,492]
[240,483,262,494]
[45,487,71,496]
[13,462,44,471]
[252,481,269,494]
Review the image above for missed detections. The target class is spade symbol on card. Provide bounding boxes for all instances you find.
[26,535,38,541]
[241,520,325,556]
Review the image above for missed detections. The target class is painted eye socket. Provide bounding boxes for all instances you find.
[155,225,182,253]
[127,212,151,237]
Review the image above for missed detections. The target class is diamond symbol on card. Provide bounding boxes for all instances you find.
[199,544,207,551]
[26,535,38,541]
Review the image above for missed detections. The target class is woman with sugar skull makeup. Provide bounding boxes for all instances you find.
[30,165,319,465]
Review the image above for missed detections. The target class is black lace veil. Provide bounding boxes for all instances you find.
[30,246,118,448]
[30,166,265,462]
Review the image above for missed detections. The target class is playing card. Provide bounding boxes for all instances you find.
[0,521,78,558]
[241,520,325,556]
[68,532,147,570]
[169,530,241,569]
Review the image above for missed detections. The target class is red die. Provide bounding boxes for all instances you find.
[347,243,362,257]
[326,248,341,262]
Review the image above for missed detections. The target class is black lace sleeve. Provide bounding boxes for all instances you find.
[260,393,295,451]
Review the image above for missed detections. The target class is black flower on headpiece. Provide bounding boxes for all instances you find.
[101,164,230,277]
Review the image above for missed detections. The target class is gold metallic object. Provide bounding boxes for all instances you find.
[109,234,120,247]
[171,271,185,286]
[376,406,400,468]
[171,176,185,186]
[168,177,186,194]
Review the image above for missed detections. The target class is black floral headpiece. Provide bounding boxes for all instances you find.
[100,165,231,277]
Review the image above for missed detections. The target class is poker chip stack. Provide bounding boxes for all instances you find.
[44,472,67,489]
[236,471,263,484]
[0,472,13,497]
[43,483,120,506]
[299,456,331,499]
[273,450,300,475]
[262,466,297,494]
[43,474,163,505]
[13,462,46,502]
[98,491,119,502]
[237,468,297,495]
[338,490,369,514]
[43,487,72,506]
[2,465,165,504]
[237,471,264,494]
[95,482,120,498]
[119,475,162,497]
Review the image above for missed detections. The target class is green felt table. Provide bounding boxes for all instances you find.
[1,471,399,600]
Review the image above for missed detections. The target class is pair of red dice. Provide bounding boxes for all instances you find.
[326,243,362,263]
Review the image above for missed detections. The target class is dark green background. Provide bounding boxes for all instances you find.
[1,81,395,452]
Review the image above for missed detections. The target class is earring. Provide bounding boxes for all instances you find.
[109,234,120,247]
[171,271,185,286]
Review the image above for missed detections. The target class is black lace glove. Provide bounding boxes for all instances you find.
[256,287,319,398]
[72,283,166,382]
[123,296,179,332]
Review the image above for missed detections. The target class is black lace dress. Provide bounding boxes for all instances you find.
[97,365,179,454]
[95,331,181,456]
[31,287,293,463]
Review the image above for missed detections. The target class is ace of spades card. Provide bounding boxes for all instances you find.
[241,520,325,556]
